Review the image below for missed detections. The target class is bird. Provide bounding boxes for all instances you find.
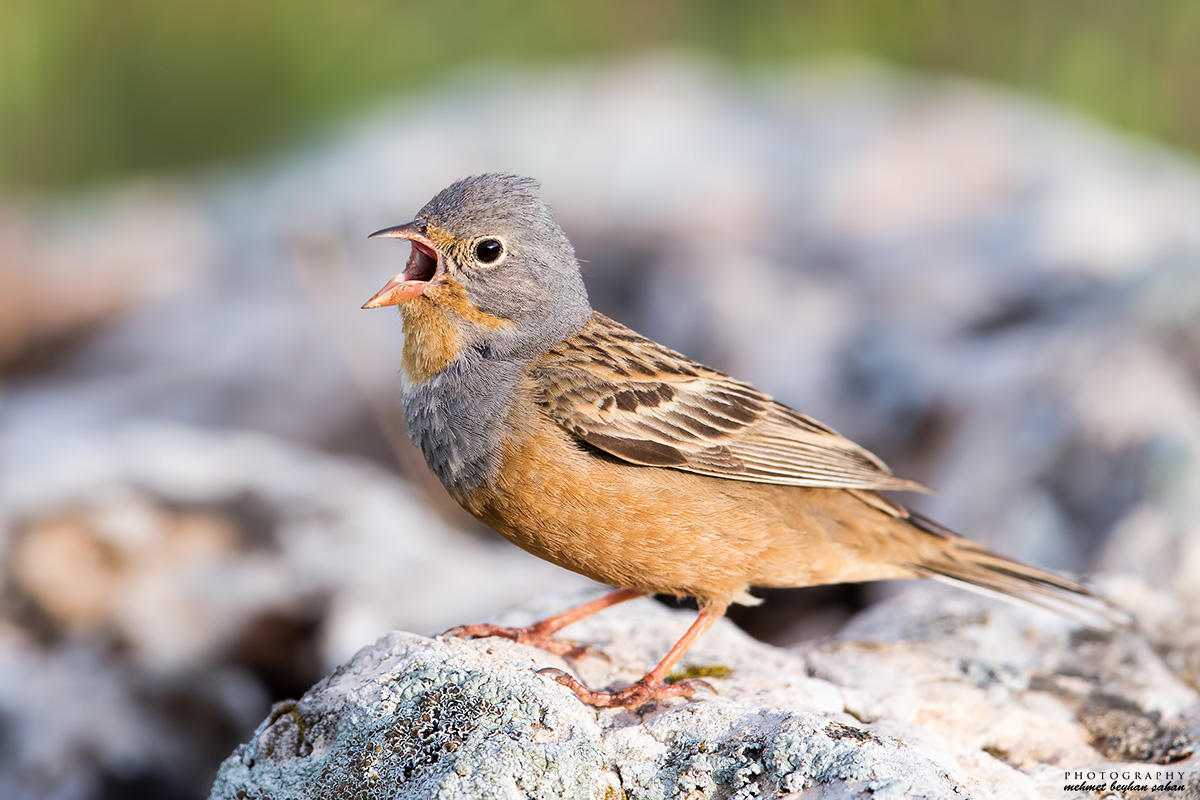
[362,173,1129,709]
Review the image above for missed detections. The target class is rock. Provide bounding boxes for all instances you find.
[210,588,1200,800]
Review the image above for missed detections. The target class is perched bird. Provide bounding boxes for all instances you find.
[363,173,1128,709]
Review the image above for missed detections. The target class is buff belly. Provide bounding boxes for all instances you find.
[453,406,919,610]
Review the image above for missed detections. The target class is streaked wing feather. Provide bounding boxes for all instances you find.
[533,313,928,492]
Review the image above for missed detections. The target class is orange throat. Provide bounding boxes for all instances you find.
[399,299,464,385]
[398,276,514,386]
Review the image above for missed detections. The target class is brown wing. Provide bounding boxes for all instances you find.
[531,312,928,492]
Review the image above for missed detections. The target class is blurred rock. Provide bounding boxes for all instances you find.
[0,187,211,374]
[210,587,1199,800]
[0,426,591,800]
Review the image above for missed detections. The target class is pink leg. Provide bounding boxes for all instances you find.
[539,609,723,708]
[444,588,643,659]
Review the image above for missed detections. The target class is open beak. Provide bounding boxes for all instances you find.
[362,219,440,308]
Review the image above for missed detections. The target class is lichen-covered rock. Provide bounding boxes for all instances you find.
[209,588,1200,799]
[213,633,607,799]
[805,579,1200,798]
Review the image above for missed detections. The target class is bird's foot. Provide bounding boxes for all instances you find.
[443,623,604,660]
[537,667,715,709]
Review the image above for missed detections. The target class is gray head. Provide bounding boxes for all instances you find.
[363,174,592,366]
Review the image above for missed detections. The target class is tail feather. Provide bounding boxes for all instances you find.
[903,511,1134,631]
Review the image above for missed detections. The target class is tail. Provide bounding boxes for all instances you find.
[902,511,1135,631]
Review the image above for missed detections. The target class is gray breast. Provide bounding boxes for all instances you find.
[401,356,525,496]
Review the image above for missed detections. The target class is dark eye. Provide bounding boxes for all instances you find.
[474,238,504,264]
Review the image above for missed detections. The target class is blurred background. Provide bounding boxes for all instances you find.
[2,2,1200,798]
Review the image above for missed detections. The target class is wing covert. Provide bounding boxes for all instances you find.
[532,313,927,493]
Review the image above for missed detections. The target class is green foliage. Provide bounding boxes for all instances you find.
[3,0,1198,190]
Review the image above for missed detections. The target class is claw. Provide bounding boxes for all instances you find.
[537,667,716,709]
[443,623,605,661]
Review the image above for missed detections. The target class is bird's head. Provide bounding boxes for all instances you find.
[364,174,591,381]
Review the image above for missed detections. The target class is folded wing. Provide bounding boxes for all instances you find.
[532,313,927,492]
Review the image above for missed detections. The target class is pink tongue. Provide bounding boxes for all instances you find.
[403,245,437,282]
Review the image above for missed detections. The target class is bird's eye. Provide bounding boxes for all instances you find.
[474,238,504,264]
